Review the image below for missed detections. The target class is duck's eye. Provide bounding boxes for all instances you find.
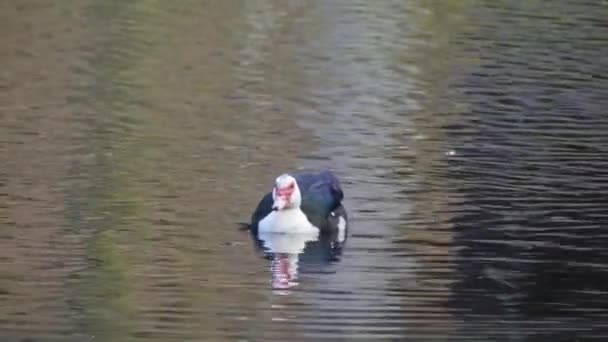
[288,182,295,189]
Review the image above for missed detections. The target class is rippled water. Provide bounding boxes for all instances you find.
[2,1,608,341]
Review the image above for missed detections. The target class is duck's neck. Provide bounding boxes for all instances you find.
[275,207,309,226]
[277,207,303,215]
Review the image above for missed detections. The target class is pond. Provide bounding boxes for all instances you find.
[1,1,607,341]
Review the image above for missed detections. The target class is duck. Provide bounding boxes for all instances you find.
[246,170,349,238]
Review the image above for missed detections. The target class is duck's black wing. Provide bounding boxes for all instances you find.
[296,170,345,232]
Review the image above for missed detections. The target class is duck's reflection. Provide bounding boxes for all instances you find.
[251,230,347,292]
[259,231,317,290]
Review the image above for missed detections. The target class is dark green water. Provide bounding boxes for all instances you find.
[1,1,607,341]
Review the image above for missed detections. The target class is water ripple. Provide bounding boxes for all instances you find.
[1,0,608,341]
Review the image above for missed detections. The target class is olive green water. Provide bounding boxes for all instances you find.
[2,1,608,341]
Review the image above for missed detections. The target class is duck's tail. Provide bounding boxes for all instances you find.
[238,222,251,231]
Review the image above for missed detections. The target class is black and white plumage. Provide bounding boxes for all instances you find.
[241,170,349,289]
[247,170,348,237]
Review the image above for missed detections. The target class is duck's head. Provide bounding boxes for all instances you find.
[272,174,301,211]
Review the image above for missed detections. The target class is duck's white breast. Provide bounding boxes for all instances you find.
[258,209,319,233]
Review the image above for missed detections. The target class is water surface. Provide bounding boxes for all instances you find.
[1,1,608,341]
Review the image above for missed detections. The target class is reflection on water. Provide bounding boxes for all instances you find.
[258,231,319,291]
[254,230,346,293]
[1,0,608,341]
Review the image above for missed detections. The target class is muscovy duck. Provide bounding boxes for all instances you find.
[247,170,348,236]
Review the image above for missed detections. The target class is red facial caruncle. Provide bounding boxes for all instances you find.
[275,182,295,203]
